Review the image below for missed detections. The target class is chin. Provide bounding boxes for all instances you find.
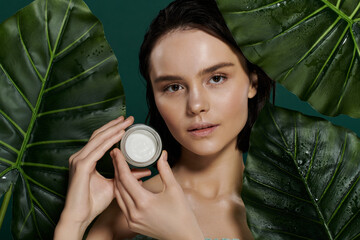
[183,142,226,157]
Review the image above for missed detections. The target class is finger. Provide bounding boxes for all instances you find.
[89,115,125,140]
[68,150,81,166]
[116,175,136,213]
[157,150,177,188]
[131,168,152,180]
[112,148,149,201]
[74,130,126,173]
[76,116,134,160]
[114,184,130,219]
[113,157,134,217]
[69,116,132,165]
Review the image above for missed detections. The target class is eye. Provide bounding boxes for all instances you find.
[209,75,226,84]
[164,84,183,93]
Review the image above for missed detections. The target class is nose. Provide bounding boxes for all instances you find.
[186,86,209,116]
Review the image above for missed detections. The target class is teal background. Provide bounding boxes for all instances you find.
[0,0,359,239]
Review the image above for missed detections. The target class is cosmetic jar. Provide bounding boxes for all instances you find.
[120,124,162,168]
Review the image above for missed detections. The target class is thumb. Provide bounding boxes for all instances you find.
[157,150,177,188]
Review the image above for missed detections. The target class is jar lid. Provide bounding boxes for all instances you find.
[120,124,162,168]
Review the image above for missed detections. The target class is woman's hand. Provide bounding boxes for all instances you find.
[54,116,151,240]
[111,149,204,240]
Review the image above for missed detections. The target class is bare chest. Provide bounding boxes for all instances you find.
[184,192,253,240]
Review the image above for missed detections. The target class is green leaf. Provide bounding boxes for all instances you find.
[0,0,125,238]
[217,0,360,118]
[244,103,360,239]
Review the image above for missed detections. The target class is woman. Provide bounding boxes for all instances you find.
[54,0,273,239]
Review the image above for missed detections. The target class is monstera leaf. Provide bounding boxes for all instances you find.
[244,103,360,239]
[217,0,360,118]
[0,0,125,238]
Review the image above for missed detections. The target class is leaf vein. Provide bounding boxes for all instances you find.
[242,5,328,48]
[37,95,124,117]
[0,167,15,178]
[319,133,347,202]
[248,224,314,240]
[304,23,350,99]
[327,170,360,225]
[225,0,286,14]
[0,157,14,166]
[52,0,73,54]
[247,175,312,203]
[25,172,65,199]
[305,128,320,181]
[335,207,360,239]
[44,55,114,92]
[350,2,360,19]
[350,26,360,58]
[21,162,68,171]
[0,140,20,154]
[45,0,52,55]
[320,0,351,23]
[55,21,99,58]
[0,64,35,112]
[243,196,322,224]
[252,150,302,180]
[17,14,44,82]
[19,169,43,239]
[0,109,26,136]
[26,139,88,148]
[282,17,342,84]
[269,107,290,151]
[335,45,356,112]
[19,209,33,236]
[31,196,55,226]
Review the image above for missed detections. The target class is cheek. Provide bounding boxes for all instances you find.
[217,84,249,132]
[218,84,249,115]
[154,95,183,136]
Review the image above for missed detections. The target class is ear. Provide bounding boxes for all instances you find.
[248,71,258,99]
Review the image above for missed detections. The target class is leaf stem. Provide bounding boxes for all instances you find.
[0,184,13,229]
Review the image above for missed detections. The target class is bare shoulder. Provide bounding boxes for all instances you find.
[87,174,163,239]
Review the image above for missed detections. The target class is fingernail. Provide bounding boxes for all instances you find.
[161,150,167,160]
[125,116,134,122]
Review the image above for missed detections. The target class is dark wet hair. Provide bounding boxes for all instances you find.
[139,0,274,166]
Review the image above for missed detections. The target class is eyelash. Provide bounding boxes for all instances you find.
[209,74,227,85]
[163,84,184,93]
[162,74,227,93]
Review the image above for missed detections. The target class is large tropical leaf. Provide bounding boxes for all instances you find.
[0,0,125,238]
[217,0,360,118]
[244,103,360,239]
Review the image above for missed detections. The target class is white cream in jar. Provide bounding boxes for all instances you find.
[120,124,162,167]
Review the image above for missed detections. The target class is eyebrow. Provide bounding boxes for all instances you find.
[153,62,235,83]
[198,62,234,77]
[154,75,183,83]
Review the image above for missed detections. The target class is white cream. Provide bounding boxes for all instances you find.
[124,130,156,163]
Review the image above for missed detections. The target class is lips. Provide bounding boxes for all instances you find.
[187,123,219,137]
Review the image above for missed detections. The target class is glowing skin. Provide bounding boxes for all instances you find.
[56,28,258,240]
[149,29,257,158]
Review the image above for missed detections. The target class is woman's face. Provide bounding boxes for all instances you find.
[149,29,257,157]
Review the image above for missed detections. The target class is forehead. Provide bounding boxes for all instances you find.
[149,29,245,80]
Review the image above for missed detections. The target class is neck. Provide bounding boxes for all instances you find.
[172,143,244,199]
